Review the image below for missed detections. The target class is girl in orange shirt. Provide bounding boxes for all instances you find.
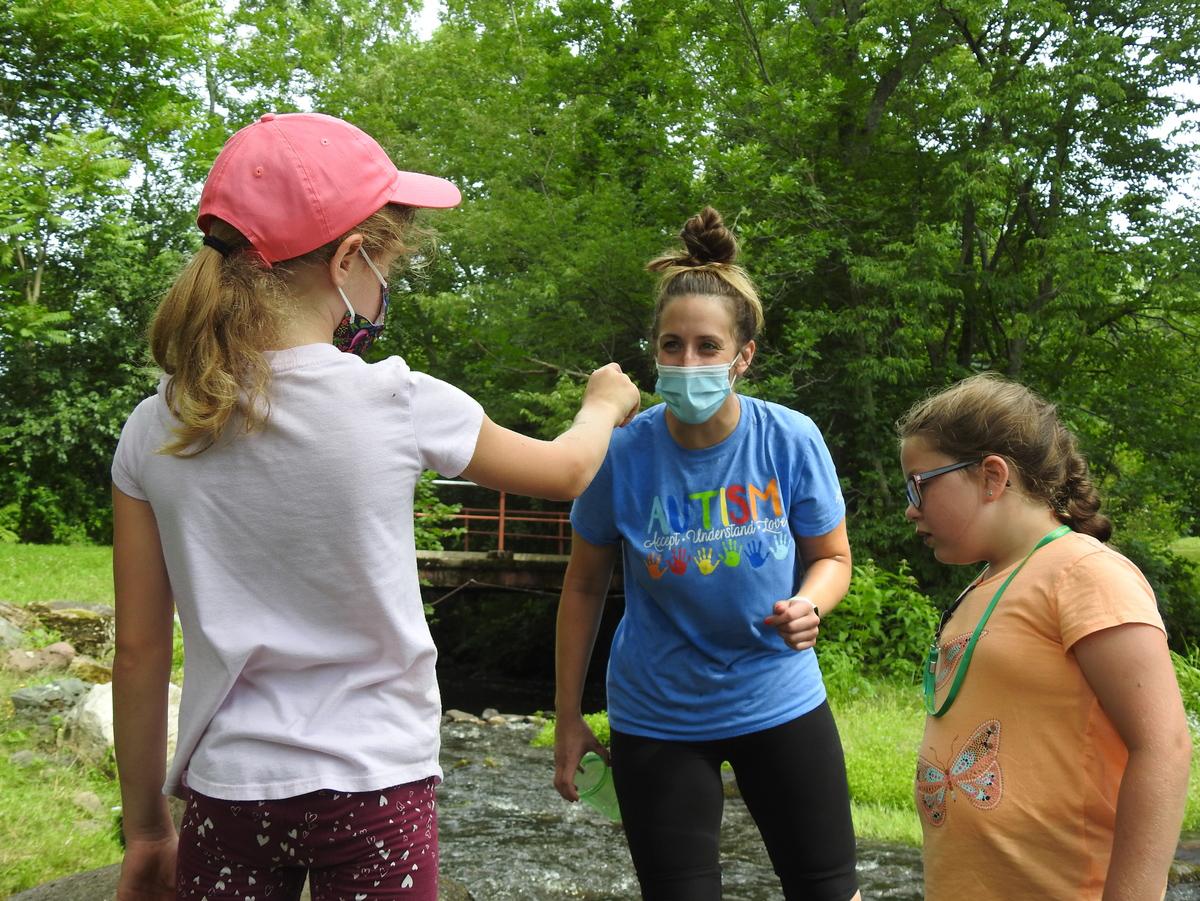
[898,373,1190,900]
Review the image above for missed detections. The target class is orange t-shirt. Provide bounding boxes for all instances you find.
[917,531,1165,900]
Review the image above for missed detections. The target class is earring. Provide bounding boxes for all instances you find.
[987,490,994,497]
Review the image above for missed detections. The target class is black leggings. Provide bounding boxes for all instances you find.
[610,702,858,901]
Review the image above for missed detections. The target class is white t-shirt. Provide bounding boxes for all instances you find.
[112,343,483,800]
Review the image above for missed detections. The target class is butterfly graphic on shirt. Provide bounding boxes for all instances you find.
[934,631,988,690]
[916,719,1002,827]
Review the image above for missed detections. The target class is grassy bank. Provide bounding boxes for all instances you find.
[0,546,123,895]
[834,682,925,845]
[0,666,123,895]
[1172,537,1200,564]
[0,543,114,604]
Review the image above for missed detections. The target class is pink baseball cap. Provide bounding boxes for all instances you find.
[197,112,461,264]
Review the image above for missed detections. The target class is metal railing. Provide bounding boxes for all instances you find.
[425,480,572,555]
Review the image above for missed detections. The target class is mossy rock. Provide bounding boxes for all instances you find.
[27,604,115,656]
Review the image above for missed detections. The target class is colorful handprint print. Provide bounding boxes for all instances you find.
[769,533,790,560]
[693,547,720,575]
[644,552,668,579]
[744,540,769,568]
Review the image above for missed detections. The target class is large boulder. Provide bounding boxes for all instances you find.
[62,681,183,765]
[5,647,72,674]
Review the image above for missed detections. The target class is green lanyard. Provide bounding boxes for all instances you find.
[924,525,1071,717]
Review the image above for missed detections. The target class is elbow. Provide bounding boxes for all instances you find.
[1171,724,1194,775]
[1165,712,1193,767]
[547,458,593,502]
[563,472,592,502]
[1130,722,1193,783]
[545,484,586,504]
[112,638,173,679]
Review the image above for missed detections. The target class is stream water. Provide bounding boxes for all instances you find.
[437,718,924,900]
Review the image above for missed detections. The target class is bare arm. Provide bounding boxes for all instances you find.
[1073,623,1191,901]
[112,485,177,900]
[763,518,853,650]
[461,363,639,501]
[553,532,618,801]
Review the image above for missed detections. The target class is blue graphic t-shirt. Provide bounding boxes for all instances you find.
[571,396,845,741]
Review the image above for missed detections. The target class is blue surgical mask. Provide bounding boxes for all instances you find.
[655,356,741,424]
[333,248,390,356]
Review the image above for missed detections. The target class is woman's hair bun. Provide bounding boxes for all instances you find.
[680,206,738,266]
[646,205,763,345]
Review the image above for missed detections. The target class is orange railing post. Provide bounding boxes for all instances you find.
[424,480,573,555]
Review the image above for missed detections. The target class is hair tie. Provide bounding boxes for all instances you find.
[202,234,233,257]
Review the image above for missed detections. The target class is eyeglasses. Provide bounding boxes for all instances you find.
[906,459,981,509]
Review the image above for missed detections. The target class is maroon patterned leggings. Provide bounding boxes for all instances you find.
[176,776,439,900]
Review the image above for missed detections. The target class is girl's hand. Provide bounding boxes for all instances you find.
[763,597,820,651]
[582,363,641,427]
[553,714,608,802]
[117,833,177,900]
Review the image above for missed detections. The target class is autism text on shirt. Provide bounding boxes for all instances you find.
[646,479,784,537]
[641,516,789,551]
[687,517,788,545]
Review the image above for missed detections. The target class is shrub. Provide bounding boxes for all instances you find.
[413,470,464,552]
[1115,536,1200,652]
[819,559,939,698]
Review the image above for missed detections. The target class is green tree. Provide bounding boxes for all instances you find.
[232,0,1200,608]
[0,0,215,541]
[680,0,1200,585]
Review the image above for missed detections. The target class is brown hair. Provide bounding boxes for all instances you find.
[897,373,1112,541]
[150,204,427,456]
[647,207,764,347]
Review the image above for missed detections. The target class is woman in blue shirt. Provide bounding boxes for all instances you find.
[553,207,860,901]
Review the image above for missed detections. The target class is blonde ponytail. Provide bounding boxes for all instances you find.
[149,221,283,456]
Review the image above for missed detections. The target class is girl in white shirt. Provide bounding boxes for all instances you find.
[112,111,639,901]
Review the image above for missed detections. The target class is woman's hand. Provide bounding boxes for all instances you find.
[116,833,177,900]
[553,714,608,802]
[763,596,821,651]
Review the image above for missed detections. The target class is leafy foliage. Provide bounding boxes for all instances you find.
[413,470,464,552]
[818,559,940,697]
[1172,650,1200,723]
[0,0,1197,637]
